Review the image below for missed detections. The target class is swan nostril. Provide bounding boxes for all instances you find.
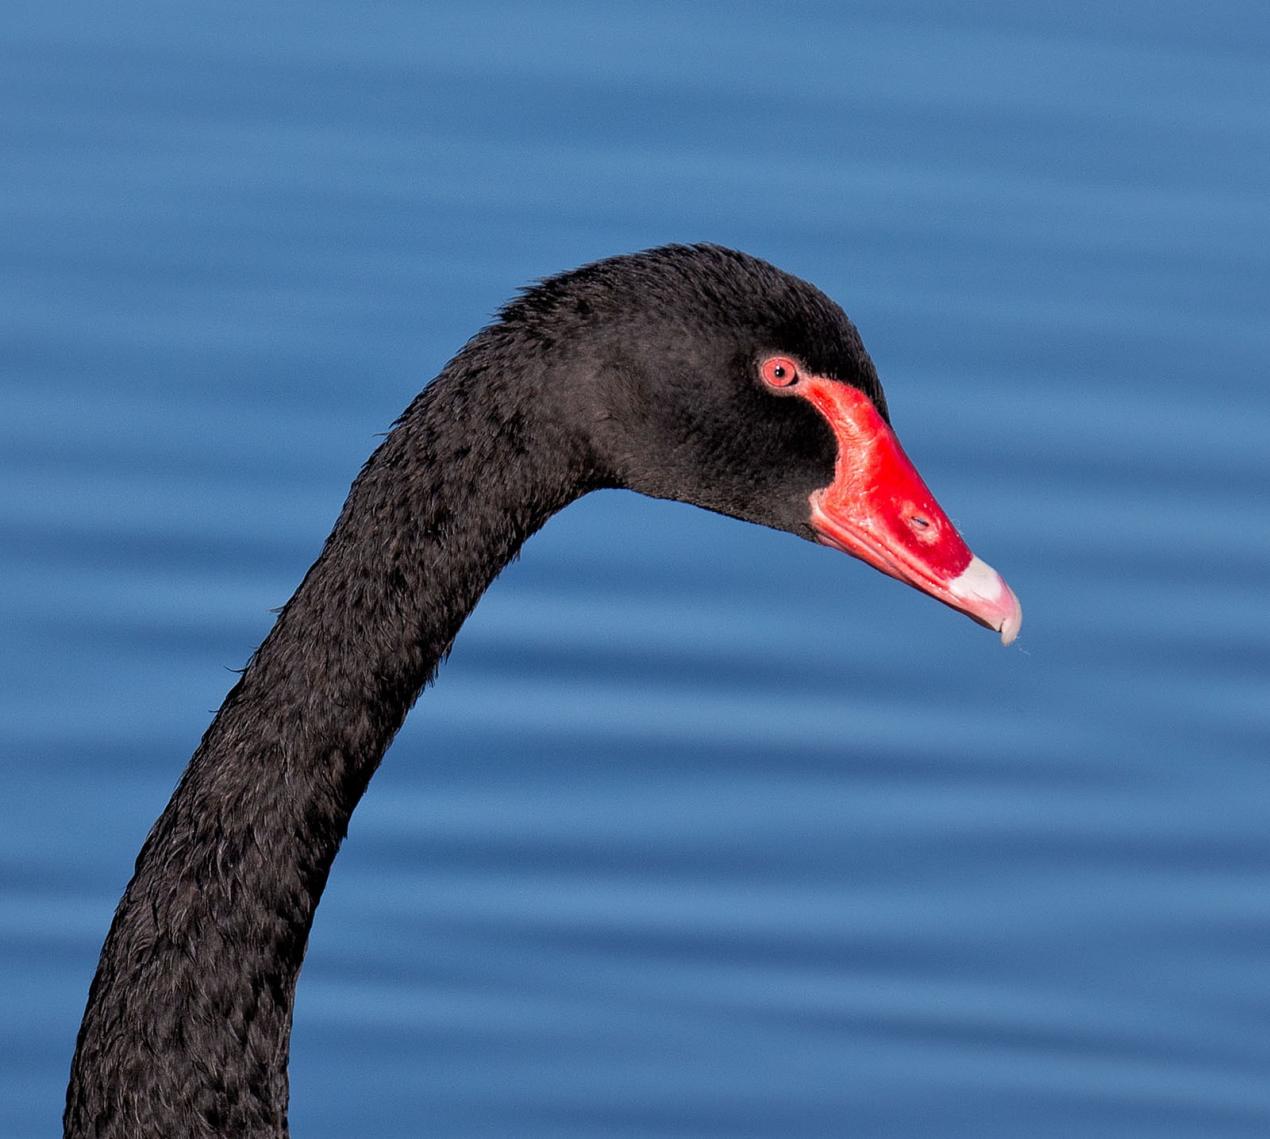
[906,513,940,544]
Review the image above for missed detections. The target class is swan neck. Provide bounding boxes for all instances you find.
[66,347,594,1138]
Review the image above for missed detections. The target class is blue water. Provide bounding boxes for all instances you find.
[4,3,1270,1135]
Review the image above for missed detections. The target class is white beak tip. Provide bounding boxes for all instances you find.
[949,556,1022,647]
[998,603,1022,647]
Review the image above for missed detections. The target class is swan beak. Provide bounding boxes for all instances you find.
[798,377,1022,645]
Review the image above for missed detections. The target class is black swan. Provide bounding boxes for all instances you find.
[65,244,1021,1138]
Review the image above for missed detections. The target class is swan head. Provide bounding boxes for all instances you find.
[499,243,1022,645]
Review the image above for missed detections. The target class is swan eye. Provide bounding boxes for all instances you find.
[760,356,799,388]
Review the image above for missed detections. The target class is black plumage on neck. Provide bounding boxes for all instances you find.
[65,326,601,1138]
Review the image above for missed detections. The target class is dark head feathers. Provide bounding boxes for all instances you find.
[497,243,888,417]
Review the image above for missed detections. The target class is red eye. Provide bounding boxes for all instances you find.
[760,356,799,388]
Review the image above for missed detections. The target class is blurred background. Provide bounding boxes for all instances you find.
[3,2,1269,1136]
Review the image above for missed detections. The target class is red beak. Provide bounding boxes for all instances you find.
[797,377,1022,645]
